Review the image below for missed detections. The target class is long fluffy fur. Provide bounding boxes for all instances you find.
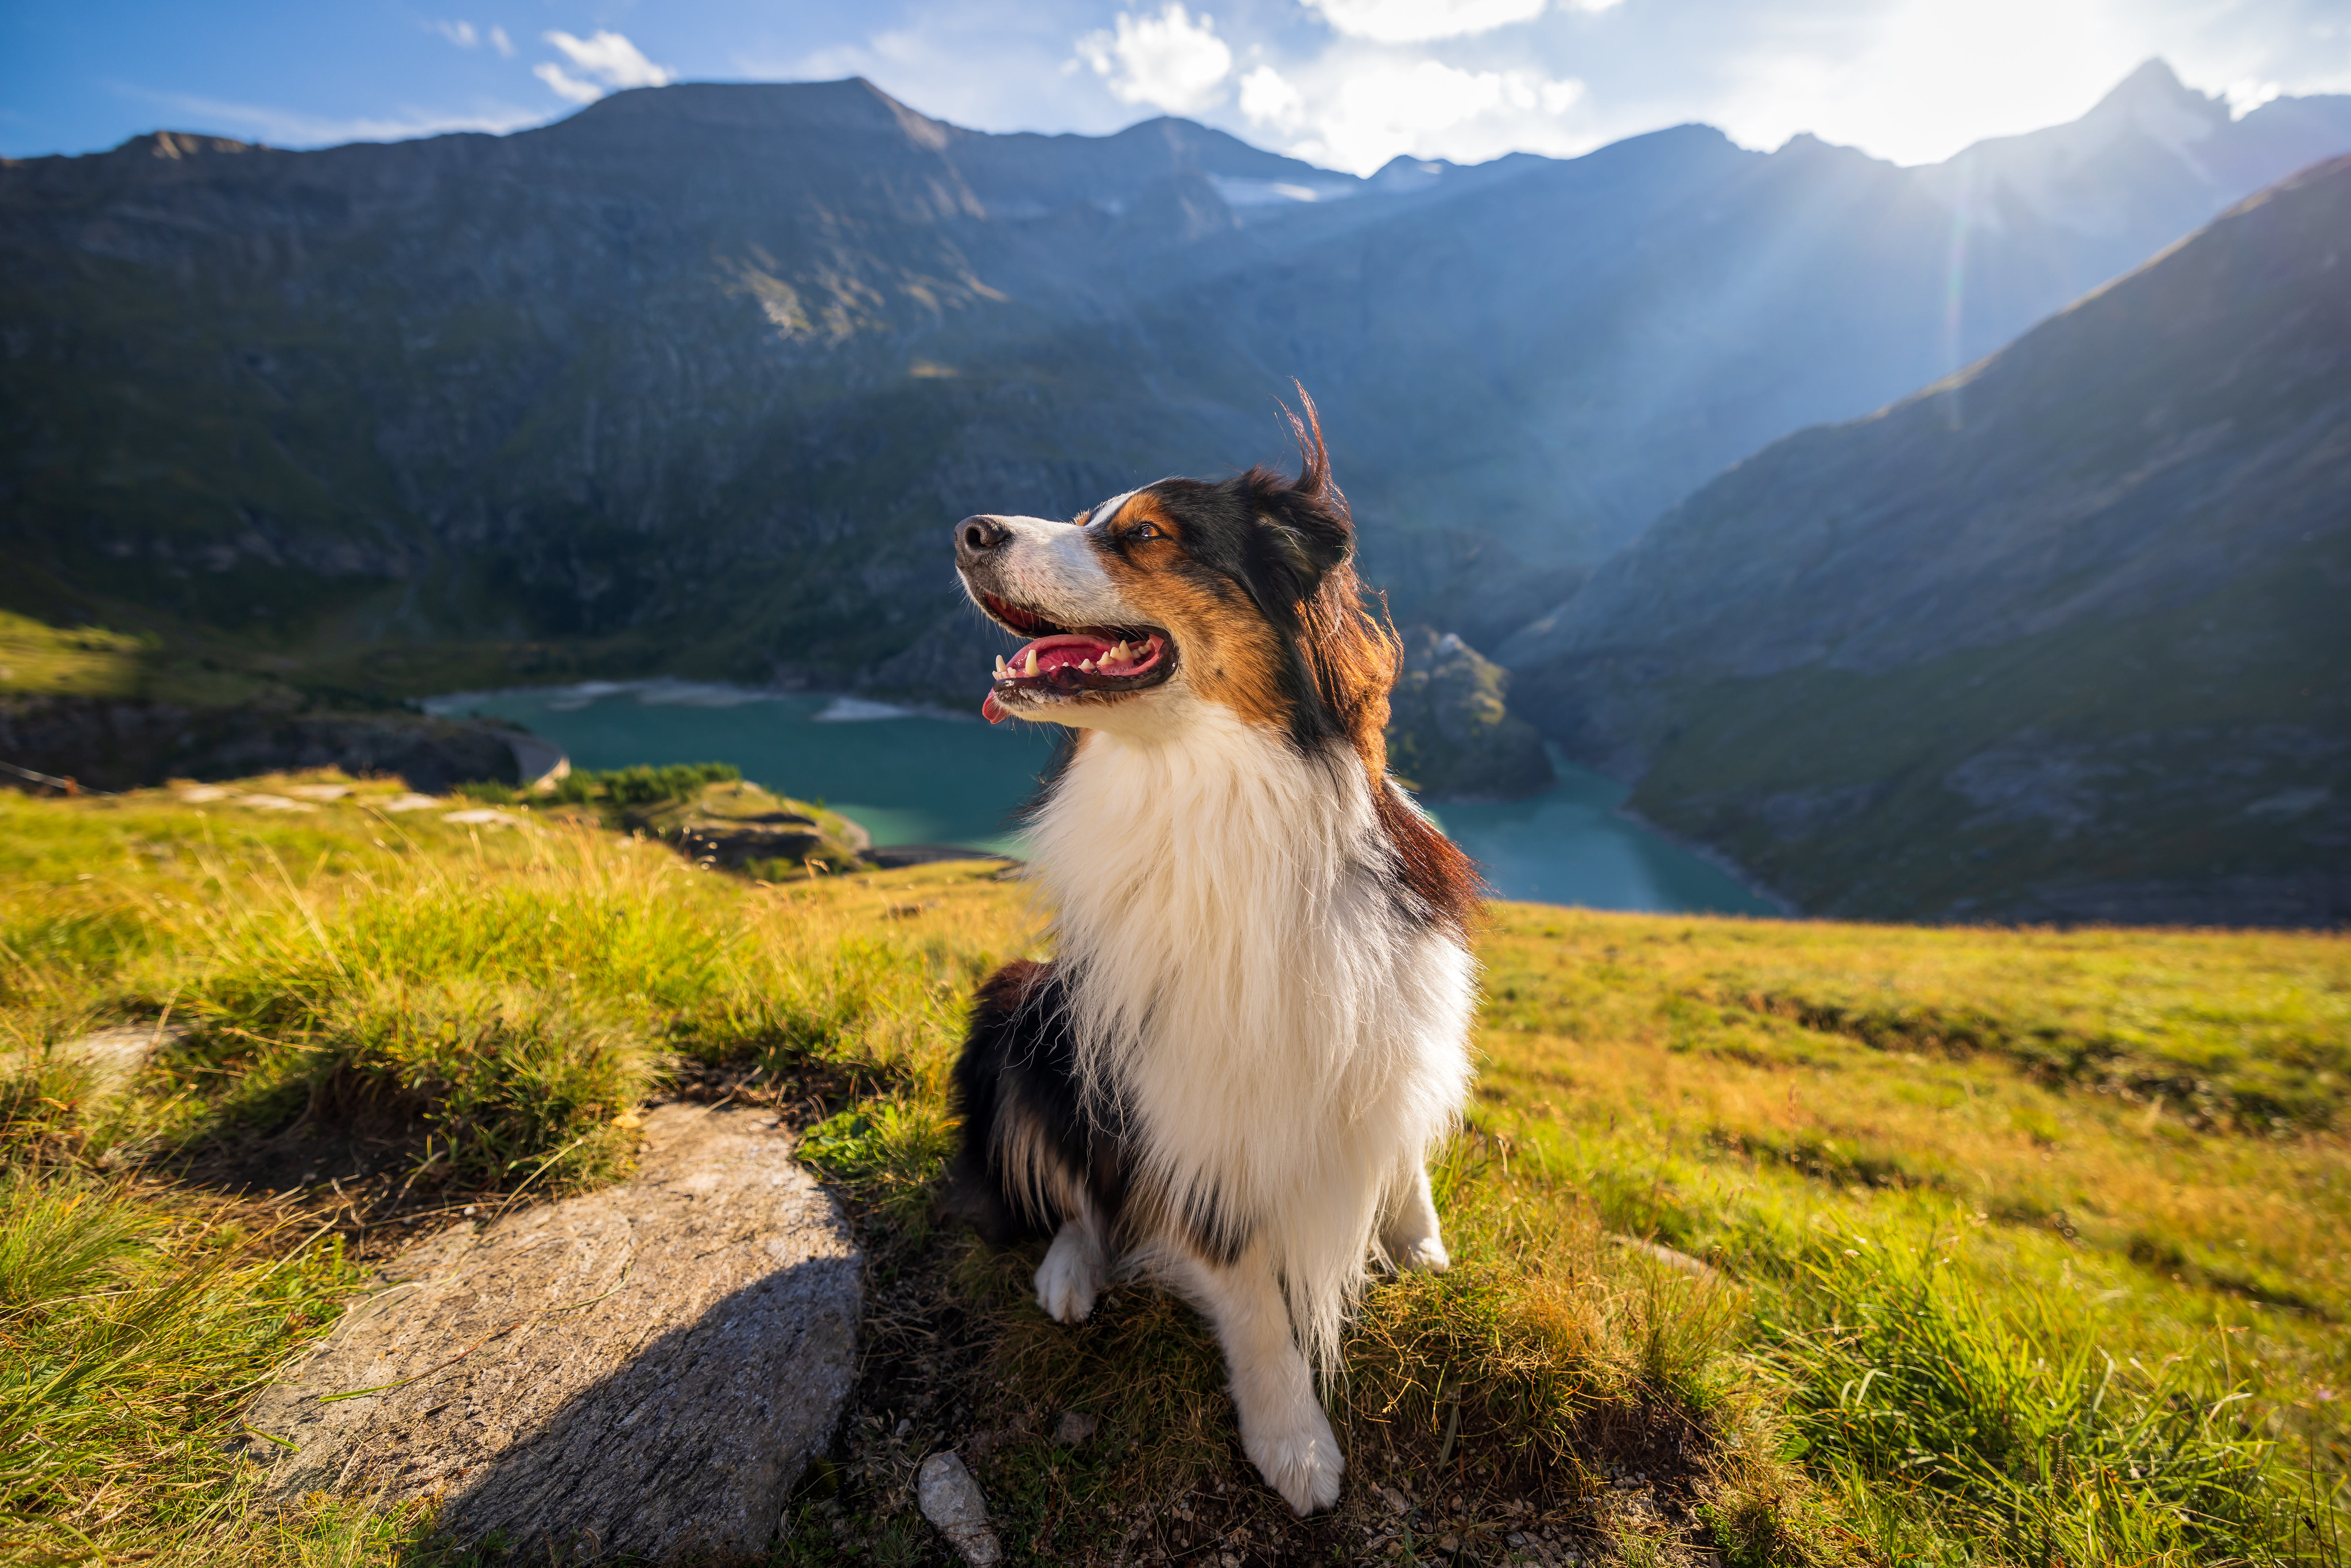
[942,390,1480,1513]
[1034,706,1475,1377]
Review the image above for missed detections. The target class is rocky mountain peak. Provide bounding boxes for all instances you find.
[2078,57,2227,149]
[554,76,959,150]
[1909,56,2338,250]
[130,130,266,161]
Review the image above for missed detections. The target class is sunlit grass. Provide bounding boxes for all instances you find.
[1,779,2343,1564]
[0,611,149,698]
[1470,905,2349,1565]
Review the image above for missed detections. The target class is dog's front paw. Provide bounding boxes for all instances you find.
[1394,1235,1450,1274]
[1243,1406,1344,1516]
[1034,1228,1102,1324]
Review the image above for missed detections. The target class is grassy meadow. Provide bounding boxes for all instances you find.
[0,774,2343,1566]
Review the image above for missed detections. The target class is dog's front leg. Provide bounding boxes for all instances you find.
[1177,1243,1343,1515]
[1035,1213,1107,1323]
[1380,1161,1450,1273]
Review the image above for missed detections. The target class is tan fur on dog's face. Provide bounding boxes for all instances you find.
[1084,491,1295,735]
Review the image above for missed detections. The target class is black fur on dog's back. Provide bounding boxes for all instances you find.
[944,960,1256,1266]
[941,960,1131,1247]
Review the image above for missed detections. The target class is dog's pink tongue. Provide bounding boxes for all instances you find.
[982,692,1008,724]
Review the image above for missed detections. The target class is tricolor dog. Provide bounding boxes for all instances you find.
[942,394,1480,1514]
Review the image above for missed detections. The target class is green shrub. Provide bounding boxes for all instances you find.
[546,761,740,807]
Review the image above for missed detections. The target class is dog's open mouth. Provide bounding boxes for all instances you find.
[977,593,1173,724]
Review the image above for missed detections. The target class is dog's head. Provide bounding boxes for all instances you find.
[953,393,1398,769]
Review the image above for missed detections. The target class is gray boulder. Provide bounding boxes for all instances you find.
[247,1103,861,1563]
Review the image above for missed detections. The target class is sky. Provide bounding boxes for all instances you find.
[4,0,2348,176]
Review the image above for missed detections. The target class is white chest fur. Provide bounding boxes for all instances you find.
[1026,706,1476,1368]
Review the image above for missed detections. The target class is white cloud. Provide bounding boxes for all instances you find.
[490,26,514,59]
[1239,65,1305,130]
[534,29,677,106]
[1274,56,1588,173]
[1305,0,1549,45]
[2224,77,2282,115]
[1075,4,1234,114]
[694,0,2351,178]
[534,63,604,104]
[432,20,479,49]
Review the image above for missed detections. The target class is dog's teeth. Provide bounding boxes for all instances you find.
[995,656,1008,677]
[1080,659,1095,673]
[1025,649,1039,677]
[1109,641,1130,663]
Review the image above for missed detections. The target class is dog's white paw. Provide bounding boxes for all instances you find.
[1392,1234,1451,1274]
[1242,1403,1344,1516]
[1034,1229,1102,1324]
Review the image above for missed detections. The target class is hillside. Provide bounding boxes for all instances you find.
[1500,156,2351,926]
[2,778,2344,1563]
[4,66,2345,696]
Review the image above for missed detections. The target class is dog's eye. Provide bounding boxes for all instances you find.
[1129,523,1162,541]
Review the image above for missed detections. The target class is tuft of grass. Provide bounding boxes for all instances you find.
[0,1170,381,1565]
[798,1097,959,1243]
[1753,1231,2295,1566]
[0,1170,148,1307]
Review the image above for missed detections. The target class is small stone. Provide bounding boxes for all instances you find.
[1380,1485,1410,1515]
[917,1452,1002,1567]
[1439,1536,1460,1552]
[55,1022,185,1095]
[1054,1410,1100,1446]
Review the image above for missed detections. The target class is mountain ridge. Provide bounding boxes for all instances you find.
[1500,154,2351,926]
[3,66,2347,710]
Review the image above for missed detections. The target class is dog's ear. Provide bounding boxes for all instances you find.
[1246,386,1353,600]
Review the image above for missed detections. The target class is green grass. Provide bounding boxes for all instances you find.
[1,777,2344,1565]
[0,612,153,698]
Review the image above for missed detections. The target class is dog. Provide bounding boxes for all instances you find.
[941,393,1480,1515]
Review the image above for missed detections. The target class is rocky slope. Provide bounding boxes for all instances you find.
[1500,156,2351,926]
[1384,627,1553,801]
[0,693,532,793]
[626,778,870,877]
[5,67,2345,692]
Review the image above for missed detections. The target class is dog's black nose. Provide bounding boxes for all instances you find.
[956,515,1011,558]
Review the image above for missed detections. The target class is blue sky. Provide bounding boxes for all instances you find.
[5,0,2347,173]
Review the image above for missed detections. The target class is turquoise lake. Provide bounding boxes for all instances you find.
[424,682,1775,916]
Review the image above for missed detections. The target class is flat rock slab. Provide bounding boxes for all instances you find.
[248,1104,860,1563]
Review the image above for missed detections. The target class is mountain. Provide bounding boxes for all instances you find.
[3,66,2346,700]
[1499,156,2351,926]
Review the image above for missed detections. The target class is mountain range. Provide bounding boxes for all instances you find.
[1502,155,2351,925]
[6,61,2345,680]
[3,61,2347,922]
